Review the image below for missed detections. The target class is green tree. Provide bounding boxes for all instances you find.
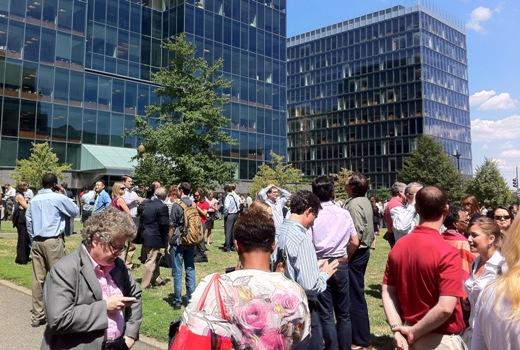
[465,158,514,207]
[12,142,71,189]
[398,135,465,202]
[249,152,304,198]
[330,168,353,202]
[133,33,236,189]
[372,187,391,202]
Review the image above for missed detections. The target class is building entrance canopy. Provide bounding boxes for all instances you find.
[80,144,137,177]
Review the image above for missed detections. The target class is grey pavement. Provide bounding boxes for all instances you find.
[0,282,164,350]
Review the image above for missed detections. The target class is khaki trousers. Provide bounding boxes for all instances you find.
[141,247,163,289]
[412,333,468,350]
[31,236,65,322]
[120,242,137,269]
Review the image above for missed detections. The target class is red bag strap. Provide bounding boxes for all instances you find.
[196,273,227,320]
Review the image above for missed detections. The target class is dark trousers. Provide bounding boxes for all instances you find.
[224,213,238,250]
[317,264,351,350]
[15,221,30,264]
[294,298,323,350]
[349,248,371,347]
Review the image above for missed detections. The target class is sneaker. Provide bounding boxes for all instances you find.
[173,303,182,310]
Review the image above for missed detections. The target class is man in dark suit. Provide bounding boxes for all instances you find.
[42,208,142,350]
[140,186,170,289]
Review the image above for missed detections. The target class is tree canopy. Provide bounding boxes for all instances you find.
[398,135,465,202]
[465,158,514,207]
[249,152,304,198]
[132,33,236,189]
[330,168,352,202]
[12,142,71,189]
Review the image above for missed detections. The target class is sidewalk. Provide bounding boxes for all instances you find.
[0,280,167,350]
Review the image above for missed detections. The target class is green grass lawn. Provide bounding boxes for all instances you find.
[0,220,393,349]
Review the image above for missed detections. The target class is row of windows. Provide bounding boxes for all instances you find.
[89,0,163,39]
[0,0,87,35]
[186,7,286,60]
[288,117,424,147]
[430,136,471,164]
[0,98,137,148]
[425,117,471,143]
[288,32,421,73]
[424,100,470,126]
[423,82,468,111]
[420,13,465,49]
[224,103,285,136]
[422,65,468,95]
[289,68,422,105]
[0,59,158,115]
[422,48,467,80]
[288,13,422,58]
[422,31,466,64]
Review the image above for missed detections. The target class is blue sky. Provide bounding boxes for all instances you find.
[287,0,520,186]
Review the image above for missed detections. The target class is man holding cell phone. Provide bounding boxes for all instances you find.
[41,208,142,350]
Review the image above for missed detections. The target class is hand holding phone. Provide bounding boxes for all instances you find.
[121,297,137,305]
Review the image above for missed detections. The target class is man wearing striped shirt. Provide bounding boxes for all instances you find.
[276,190,339,350]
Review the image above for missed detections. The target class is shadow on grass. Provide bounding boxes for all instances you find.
[371,334,394,349]
[366,283,382,299]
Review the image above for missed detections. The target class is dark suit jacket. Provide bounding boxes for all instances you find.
[141,198,170,249]
[41,245,142,350]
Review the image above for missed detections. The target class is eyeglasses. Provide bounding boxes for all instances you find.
[494,215,511,221]
[108,241,127,254]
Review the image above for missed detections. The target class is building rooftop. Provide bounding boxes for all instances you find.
[287,4,465,47]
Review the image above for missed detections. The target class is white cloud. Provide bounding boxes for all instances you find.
[499,148,520,159]
[466,7,493,32]
[471,115,520,141]
[470,90,518,111]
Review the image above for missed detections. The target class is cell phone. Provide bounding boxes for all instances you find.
[121,297,137,304]
[327,257,337,263]
[224,267,236,274]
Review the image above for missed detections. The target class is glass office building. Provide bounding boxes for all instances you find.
[0,0,286,184]
[287,5,471,188]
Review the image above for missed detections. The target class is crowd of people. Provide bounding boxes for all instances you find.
[5,171,520,350]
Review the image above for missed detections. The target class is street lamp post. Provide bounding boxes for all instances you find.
[452,149,461,172]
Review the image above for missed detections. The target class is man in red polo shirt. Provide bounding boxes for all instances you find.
[383,182,406,247]
[382,186,466,350]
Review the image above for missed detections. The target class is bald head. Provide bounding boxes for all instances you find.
[154,187,167,201]
[415,186,448,222]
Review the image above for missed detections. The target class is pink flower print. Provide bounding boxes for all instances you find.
[271,292,300,316]
[237,299,269,331]
[257,329,286,350]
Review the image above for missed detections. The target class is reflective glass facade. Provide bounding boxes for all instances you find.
[0,0,286,180]
[287,5,471,188]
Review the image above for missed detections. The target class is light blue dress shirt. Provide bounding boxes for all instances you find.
[258,186,291,228]
[94,190,111,213]
[26,189,80,239]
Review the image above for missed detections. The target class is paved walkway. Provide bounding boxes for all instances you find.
[0,282,165,350]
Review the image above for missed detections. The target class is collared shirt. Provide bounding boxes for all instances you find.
[123,188,140,217]
[81,190,96,212]
[464,250,505,328]
[384,196,403,234]
[344,196,374,248]
[24,188,34,201]
[5,187,16,198]
[94,190,111,213]
[391,203,419,242]
[310,201,357,259]
[81,245,124,341]
[223,191,240,215]
[26,189,79,238]
[258,186,291,228]
[276,218,329,295]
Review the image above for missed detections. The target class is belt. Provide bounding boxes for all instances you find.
[323,256,349,264]
[33,235,63,242]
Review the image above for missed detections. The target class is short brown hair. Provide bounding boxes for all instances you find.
[415,186,448,221]
[468,216,503,248]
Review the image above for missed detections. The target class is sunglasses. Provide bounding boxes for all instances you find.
[494,215,511,221]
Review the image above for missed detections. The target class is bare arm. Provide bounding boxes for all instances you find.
[117,197,130,214]
[394,296,458,344]
[346,234,360,262]
[382,284,409,350]
[16,193,29,210]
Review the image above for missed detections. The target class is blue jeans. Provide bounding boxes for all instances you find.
[349,248,371,347]
[171,245,196,305]
[317,263,351,350]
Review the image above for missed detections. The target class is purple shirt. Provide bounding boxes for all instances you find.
[309,201,357,259]
[83,246,124,341]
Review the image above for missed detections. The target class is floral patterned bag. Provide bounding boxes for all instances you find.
[169,274,233,350]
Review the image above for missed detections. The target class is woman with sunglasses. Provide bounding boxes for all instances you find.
[492,206,513,234]
[111,182,131,215]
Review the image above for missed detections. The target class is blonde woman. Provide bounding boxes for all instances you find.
[471,216,519,349]
[111,182,130,214]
